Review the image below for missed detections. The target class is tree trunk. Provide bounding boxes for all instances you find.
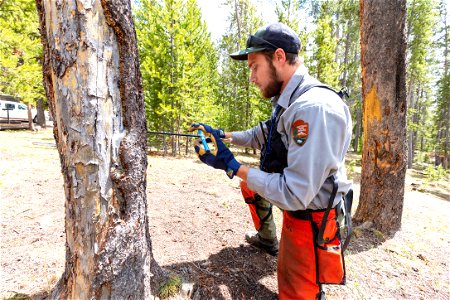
[441,0,449,169]
[408,130,414,168]
[27,103,35,131]
[445,100,449,169]
[169,8,176,157]
[340,20,352,88]
[406,80,414,169]
[36,98,46,128]
[354,0,407,233]
[353,103,362,153]
[35,0,160,298]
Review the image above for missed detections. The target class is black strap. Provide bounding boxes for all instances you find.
[342,189,353,251]
[337,87,349,99]
[259,105,281,171]
[244,194,273,225]
[259,121,267,147]
[287,208,327,220]
[316,175,338,246]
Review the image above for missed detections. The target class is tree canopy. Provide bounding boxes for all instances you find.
[0,0,44,106]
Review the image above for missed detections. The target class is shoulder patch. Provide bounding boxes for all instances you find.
[292,119,309,146]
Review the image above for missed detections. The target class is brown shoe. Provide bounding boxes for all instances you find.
[245,231,278,256]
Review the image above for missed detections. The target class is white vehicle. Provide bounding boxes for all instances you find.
[0,100,51,123]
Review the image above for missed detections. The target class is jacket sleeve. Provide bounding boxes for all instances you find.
[246,101,351,211]
[231,121,268,150]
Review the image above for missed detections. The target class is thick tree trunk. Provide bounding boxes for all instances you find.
[354,0,407,233]
[35,0,158,298]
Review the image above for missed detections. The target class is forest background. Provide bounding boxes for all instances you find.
[0,0,449,172]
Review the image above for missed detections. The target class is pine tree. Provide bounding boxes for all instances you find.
[35,0,155,296]
[309,0,340,87]
[218,0,267,133]
[335,0,361,152]
[355,0,408,233]
[433,0,450,168]
[274,0,311,61]
[406,0,439,168]
[0,0,45,128]
[135,0,219,155]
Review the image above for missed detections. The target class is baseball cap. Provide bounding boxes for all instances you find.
[230,23,301,61]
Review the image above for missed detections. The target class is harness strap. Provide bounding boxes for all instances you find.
[317,175,338,246]
[259,121,267,146]
[342,189,353,251]
[253,194,273,225]
[286,208,327,220]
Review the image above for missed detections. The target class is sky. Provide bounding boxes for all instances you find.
[197,1,450,44]
[196,0,279,42]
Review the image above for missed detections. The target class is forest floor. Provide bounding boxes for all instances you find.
[0,128,449,300]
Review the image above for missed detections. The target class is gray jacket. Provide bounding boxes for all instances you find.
[231,65,352,210]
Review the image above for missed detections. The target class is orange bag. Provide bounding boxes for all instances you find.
[278,210,345,300]
[312,211,345,285]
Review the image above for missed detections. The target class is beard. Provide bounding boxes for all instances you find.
[260,61,283,99]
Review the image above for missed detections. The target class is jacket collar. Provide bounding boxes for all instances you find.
[275,65,308,109]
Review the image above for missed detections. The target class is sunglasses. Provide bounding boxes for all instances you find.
[246,35,279,50]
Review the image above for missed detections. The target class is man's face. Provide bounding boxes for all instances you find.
[248,52,283,99]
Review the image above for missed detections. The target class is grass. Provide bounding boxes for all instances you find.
[2,293,31,300]
[157,273,182,299]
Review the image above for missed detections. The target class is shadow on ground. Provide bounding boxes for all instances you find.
[163,245,278,299]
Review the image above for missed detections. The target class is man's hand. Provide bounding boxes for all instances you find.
[190,123,225,139]
[189,123,241,178]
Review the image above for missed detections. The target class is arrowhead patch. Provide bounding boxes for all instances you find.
[292,119,309,146]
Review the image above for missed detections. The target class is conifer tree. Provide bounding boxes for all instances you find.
[406,0,439,167]
[433,0,450,168]
[0,0,45,128]
[309,0,340,87]
[218,0,267,132]
[135,0,219,155]
[335,0,361,152]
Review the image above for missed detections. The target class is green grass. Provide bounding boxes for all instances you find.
[2,293,31,300]
[158,273,182,299]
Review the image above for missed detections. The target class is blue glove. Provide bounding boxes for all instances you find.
[191,123,226,139]
[188,123,241,179]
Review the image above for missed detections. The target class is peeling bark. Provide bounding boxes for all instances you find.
[35,0,158,298]
[355,0,407,233]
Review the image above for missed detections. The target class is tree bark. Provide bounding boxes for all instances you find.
[353,103,361,152]
[36,98,46,128]
[441,0,449,169]
[35,0,158,298]
[27,103,35,131]
[354,0,407,233]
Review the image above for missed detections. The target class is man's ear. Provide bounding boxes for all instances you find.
[274,48,287,63]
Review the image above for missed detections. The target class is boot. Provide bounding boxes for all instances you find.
[245,231,278,256]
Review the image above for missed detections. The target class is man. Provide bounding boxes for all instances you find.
[190,23,352,300]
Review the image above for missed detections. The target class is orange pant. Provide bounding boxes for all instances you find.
[239,181,262,230]
[278,210,344,299]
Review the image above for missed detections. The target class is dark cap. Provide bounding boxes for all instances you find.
[230,23,301,60]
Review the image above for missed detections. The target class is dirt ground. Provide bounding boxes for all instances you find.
[0,129,449,300]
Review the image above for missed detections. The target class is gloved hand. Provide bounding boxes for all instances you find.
[189,123,241,179]
[191,123,226,139]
